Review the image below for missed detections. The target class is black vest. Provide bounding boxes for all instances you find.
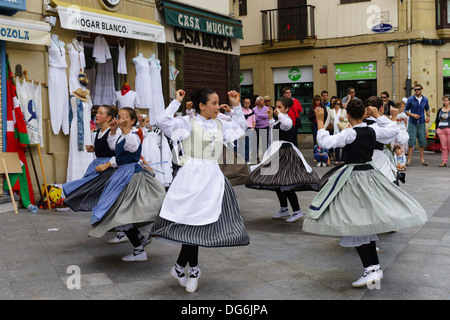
[273,120,296,145]
[344,126,376,164]
[94,129,115,158]
[364,118,385,150]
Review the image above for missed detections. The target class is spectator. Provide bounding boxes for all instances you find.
[241,97,256,163]
[321,90,330,108]
[435,95,450,167]
[308,95,328,146]
[323,98,347,165]
[380,91,395,116]
[405,84,430,166]
[342,87,358,109]
[282,87,303,147]
[314,144,329,167]
[253,96,270,160]
[264,95,274,111]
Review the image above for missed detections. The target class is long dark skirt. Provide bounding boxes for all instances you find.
[246,145,319,192]
[150,178,250,248]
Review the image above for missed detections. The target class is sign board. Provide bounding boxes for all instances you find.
[0,15,51,45]
[444,59,450,77]
[273,66,313,84]
[0,152,22,174]
[335,62,377,81]
[240,69,253,86]
[0,0,26,13]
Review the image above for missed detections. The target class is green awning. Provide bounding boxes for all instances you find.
[161,1,243,40]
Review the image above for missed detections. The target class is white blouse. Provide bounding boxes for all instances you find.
[317,116,400,150]
[156,100,247,144]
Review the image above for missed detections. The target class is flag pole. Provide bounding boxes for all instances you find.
[2,158,18,214]
[36,145,51,209]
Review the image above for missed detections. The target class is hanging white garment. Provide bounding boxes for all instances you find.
[141,129,173,187]
[66,96,94,182]
[93,58,115,106]
[118,43,127,74]
[15,80,44,147]
[133,54,153,109]
[115,90,139,109]
[149,54,164,125]
[67,39,86,93]
[48,35,69,135]
[93,35,111,64]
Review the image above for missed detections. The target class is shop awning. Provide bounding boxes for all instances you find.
[160,1,243,40]
[52,0,166,43]
[0,15,51,45]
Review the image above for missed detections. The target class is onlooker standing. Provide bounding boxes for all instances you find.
[405,84,430,166]
[435,95,450,167]
[308,95,328,146]
[282,87,302,147]
[321,90,330,108]
[253,96,270,160]
[323,98,347,164]
[242,98,256,163]
[264,95,274,111]
[342,87,358,109]
[380,91,395,116]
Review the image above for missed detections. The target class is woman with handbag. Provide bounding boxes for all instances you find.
[323,98,348,165]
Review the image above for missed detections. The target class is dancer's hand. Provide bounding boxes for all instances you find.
[227,90,240,107]
[175,90,186,103]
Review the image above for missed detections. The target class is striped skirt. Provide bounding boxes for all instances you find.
[246,145,319,192]
[150,178,250,248]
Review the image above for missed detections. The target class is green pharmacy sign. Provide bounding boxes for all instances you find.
[288,68,302,82]
[444,59,450,77]
[335,62,377,81]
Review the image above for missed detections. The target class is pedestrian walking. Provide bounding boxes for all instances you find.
[436,95,450,167]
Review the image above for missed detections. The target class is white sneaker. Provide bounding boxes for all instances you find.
[272,209,290,219]
[171,264,187,287]
[352,266,381,287]
[317,163,321,167]
[286,211,303,223]
[186,266,201,293]
[121,250,148,262]
[108,232,128,244]
[373,264,383,279]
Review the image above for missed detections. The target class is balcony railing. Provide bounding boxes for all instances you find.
[261,5,315,44]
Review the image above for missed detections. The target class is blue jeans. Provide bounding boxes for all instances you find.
[314,152,329,163]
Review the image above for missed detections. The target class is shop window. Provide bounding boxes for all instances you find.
[340,0,370,4]
[336,80,377,103]
[436,0,450,29]
[240,85,253,100]
[239,0,247,16]
[274,82,313,133]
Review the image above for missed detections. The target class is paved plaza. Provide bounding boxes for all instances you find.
[0,150,449,301]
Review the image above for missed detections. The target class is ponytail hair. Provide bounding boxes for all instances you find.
[190,88,217,113]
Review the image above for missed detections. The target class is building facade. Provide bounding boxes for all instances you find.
[239,0,450,147]
[1,0,165,201]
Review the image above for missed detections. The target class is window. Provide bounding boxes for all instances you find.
[436,0,450,29]
[239,0,247,16]
[340,0,370,4]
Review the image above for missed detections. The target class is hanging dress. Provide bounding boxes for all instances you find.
[48,36,69,135]
[117,42,127,74]
[149,56,164,124]
[133,55,153,109]
[302,120,427,244]
[67,40,86,94]
[88,132,166,238]
[66,96,94,182]
[150,99,250,247]
[246,113,320,192]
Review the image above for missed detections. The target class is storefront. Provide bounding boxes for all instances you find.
[239,69,253,100]
[273,66,313,133]
[156,0,243,112]
[443,59,450,95]
[335,61,378,102]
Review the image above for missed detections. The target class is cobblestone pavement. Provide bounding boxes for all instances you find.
[0,150,448,301]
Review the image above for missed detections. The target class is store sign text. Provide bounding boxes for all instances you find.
[71,17,127,34]
[174,26,233,52]
[0,27,29,41]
